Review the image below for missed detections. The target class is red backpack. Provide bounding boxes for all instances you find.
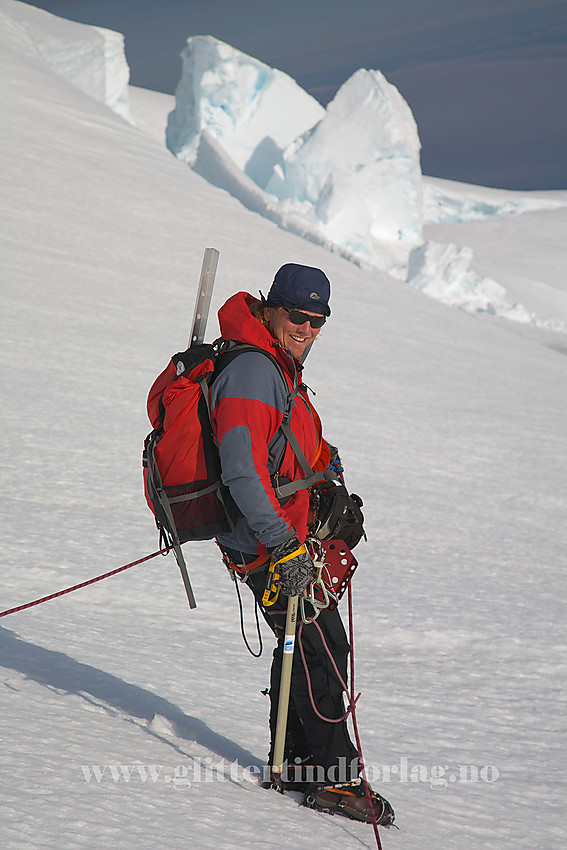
[142,339,363,611]
[143,339,342,549]
[143,342,239,544]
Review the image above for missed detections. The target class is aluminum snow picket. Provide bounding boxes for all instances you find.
[168,247,220,609]
[189,247,219,347]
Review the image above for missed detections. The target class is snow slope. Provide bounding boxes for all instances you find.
[1,5,566,850]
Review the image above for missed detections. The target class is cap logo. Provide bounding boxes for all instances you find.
[310,292,321,300]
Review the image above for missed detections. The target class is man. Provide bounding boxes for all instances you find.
[211,263,394,825]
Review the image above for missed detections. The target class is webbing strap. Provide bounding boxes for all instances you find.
[274,419,340,498]
[167,481,220,503]
[273,468,334,500]
[145,438,197,609]
[280,420,315,477]
[198,375,213,418]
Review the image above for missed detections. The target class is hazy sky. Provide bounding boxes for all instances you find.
[28,1,567,190]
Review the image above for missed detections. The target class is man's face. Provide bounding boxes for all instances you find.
[267,307,323,359]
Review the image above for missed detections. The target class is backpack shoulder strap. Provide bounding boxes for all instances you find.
[212,338,297,433]
[212,339,286,384]
[211,339,337,498]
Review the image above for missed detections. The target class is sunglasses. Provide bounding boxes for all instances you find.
[282,307,326,328]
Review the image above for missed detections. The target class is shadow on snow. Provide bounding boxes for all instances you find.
[0,625,263,769]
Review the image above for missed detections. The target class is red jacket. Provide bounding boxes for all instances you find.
[211,292,330,560]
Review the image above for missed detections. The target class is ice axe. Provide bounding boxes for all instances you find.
[268,539,357,784]
[270,593,299,785]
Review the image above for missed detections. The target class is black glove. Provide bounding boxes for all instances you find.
[309,482,366,549]
[327,443,344,475]
[270,536,315,597]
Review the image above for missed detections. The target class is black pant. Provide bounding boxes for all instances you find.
[244,563,359,782]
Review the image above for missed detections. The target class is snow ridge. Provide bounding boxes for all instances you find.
[0,0,131,120]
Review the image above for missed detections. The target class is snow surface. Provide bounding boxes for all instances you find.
[129,85,174,147]
[1,4,567,850]
[166,34,567,330]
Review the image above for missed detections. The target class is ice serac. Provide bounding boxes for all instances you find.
[423,176,566,224]
[164,32,565,328]
[166,35,325,186]
[0,0,131,120]
[407,241,532,322]
[266,68,423,263]
[91,25,131,121]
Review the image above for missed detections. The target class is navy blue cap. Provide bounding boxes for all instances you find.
[263,263,331,317]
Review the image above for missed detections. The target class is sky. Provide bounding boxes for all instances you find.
[19,0,567,190]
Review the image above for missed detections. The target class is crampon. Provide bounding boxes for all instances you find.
[303,778,395,825]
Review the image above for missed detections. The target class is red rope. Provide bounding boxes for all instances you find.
[0,549,168,618]
[347,581,384,849]
[297,619,360,722]
[297,583,384,849]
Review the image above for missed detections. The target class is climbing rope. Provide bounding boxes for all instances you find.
[0,549,168,618]
[297,581,385,849]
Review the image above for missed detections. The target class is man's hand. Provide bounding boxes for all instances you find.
[270,536,315,597]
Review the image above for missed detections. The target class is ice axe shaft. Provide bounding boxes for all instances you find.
[271,594,299,777]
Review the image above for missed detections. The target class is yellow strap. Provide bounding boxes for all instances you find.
[262,559,280,606]
[272,544,307,566]
[262,544,307,606]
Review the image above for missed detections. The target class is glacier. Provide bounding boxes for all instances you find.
[265,68,423,259]
[2,8,567,850]
[168,37,423,273]
[423,176,566,224]
[166,35,324,184]
[166,35,567,328]
[0,0,131,121]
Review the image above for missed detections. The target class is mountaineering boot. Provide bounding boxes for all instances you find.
[302,777,395,825]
